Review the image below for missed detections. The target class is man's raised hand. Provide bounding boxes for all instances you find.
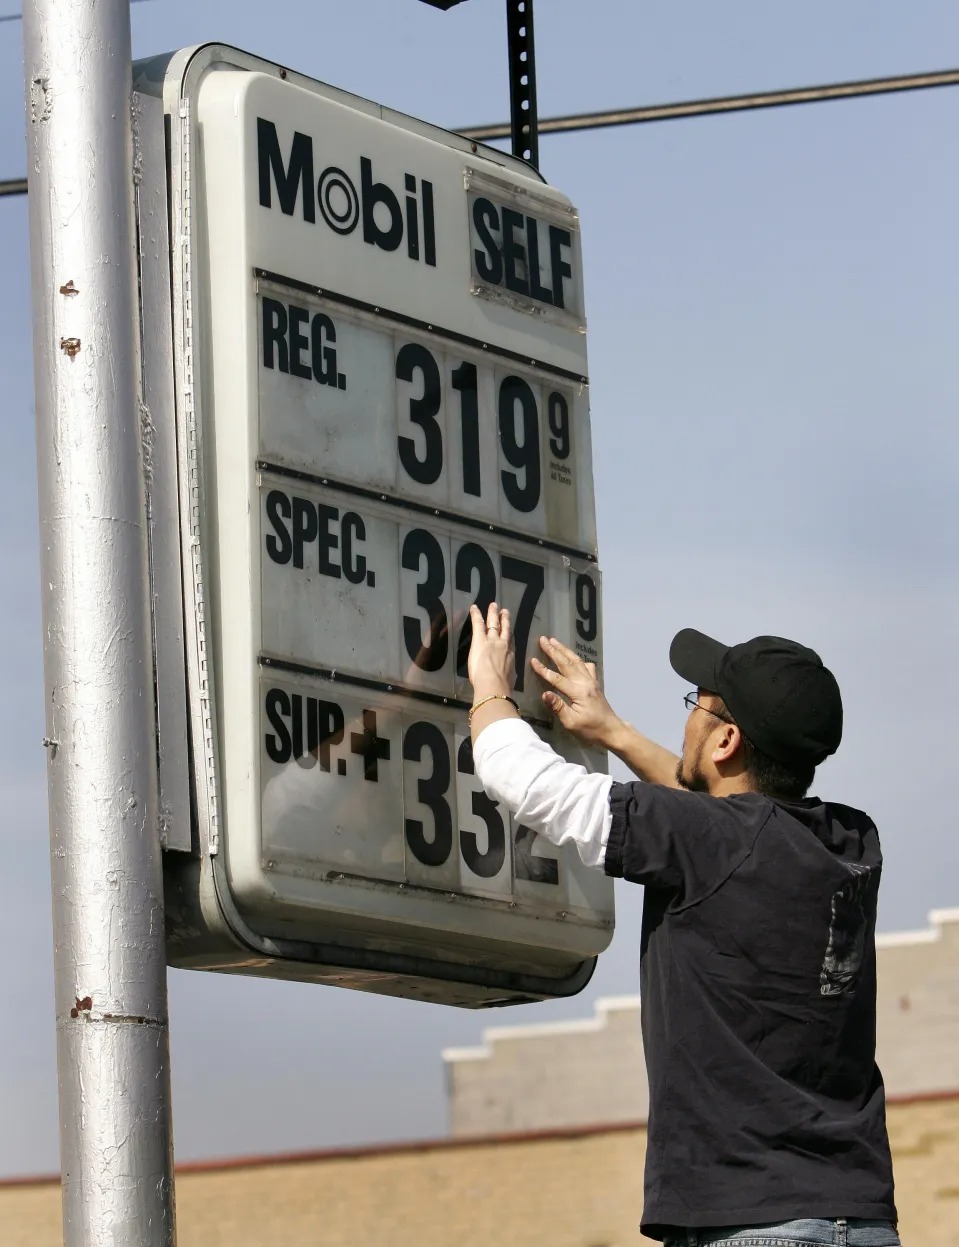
[531,636,621,748]
[467,602,517,698]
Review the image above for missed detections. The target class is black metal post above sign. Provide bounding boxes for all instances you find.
[506,0,539,167]
[417,0,540,167]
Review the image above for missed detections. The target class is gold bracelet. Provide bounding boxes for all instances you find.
[468,694,519,726]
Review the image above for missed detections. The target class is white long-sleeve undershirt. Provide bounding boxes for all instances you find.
[471,717,613,871]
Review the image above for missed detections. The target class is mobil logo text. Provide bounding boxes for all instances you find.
[257,117,436,266]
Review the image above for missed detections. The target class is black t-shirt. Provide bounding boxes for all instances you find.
[604,783,896,1240]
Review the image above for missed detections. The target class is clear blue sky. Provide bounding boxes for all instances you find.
[0,0,956,1178]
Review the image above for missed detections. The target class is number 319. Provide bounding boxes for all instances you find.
[396,343,571,514]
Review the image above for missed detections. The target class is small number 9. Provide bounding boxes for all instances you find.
[575,573,597,642]
[547,391,570,460]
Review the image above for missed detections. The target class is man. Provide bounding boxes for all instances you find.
[466,603,899,1247]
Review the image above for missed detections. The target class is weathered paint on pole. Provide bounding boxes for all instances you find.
[22,0,176,1242]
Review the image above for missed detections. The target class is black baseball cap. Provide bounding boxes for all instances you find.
[669,629,843,767]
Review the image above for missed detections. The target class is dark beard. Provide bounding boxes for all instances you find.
[676,756,709,793]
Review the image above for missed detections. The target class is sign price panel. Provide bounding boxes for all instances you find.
[169,47,613,1002]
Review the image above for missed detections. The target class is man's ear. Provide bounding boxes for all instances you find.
[711,723,743,764]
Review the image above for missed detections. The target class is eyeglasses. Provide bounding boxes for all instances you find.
[683,691,733,724]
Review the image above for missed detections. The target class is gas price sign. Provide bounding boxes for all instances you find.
[151,45,612,1005]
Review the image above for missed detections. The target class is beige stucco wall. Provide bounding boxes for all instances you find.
[875,909,959,1096]
[445,994,648,1135]
[3,1095,957,1247]
[445,909,959,1138]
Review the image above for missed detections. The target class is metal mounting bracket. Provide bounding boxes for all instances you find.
[506,0,539,167]
[417,0,540,167]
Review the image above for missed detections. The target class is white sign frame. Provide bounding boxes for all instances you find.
[136,44,612,1006]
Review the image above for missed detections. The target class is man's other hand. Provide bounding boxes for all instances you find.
[532,636,621,748]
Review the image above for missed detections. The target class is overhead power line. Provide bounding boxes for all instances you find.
[2,65,958,199]
[458,67,959,142]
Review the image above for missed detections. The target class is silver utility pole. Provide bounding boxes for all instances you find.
[23,1,176,1243]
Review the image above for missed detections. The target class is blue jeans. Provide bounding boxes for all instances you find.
[664,1220,901,1246]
